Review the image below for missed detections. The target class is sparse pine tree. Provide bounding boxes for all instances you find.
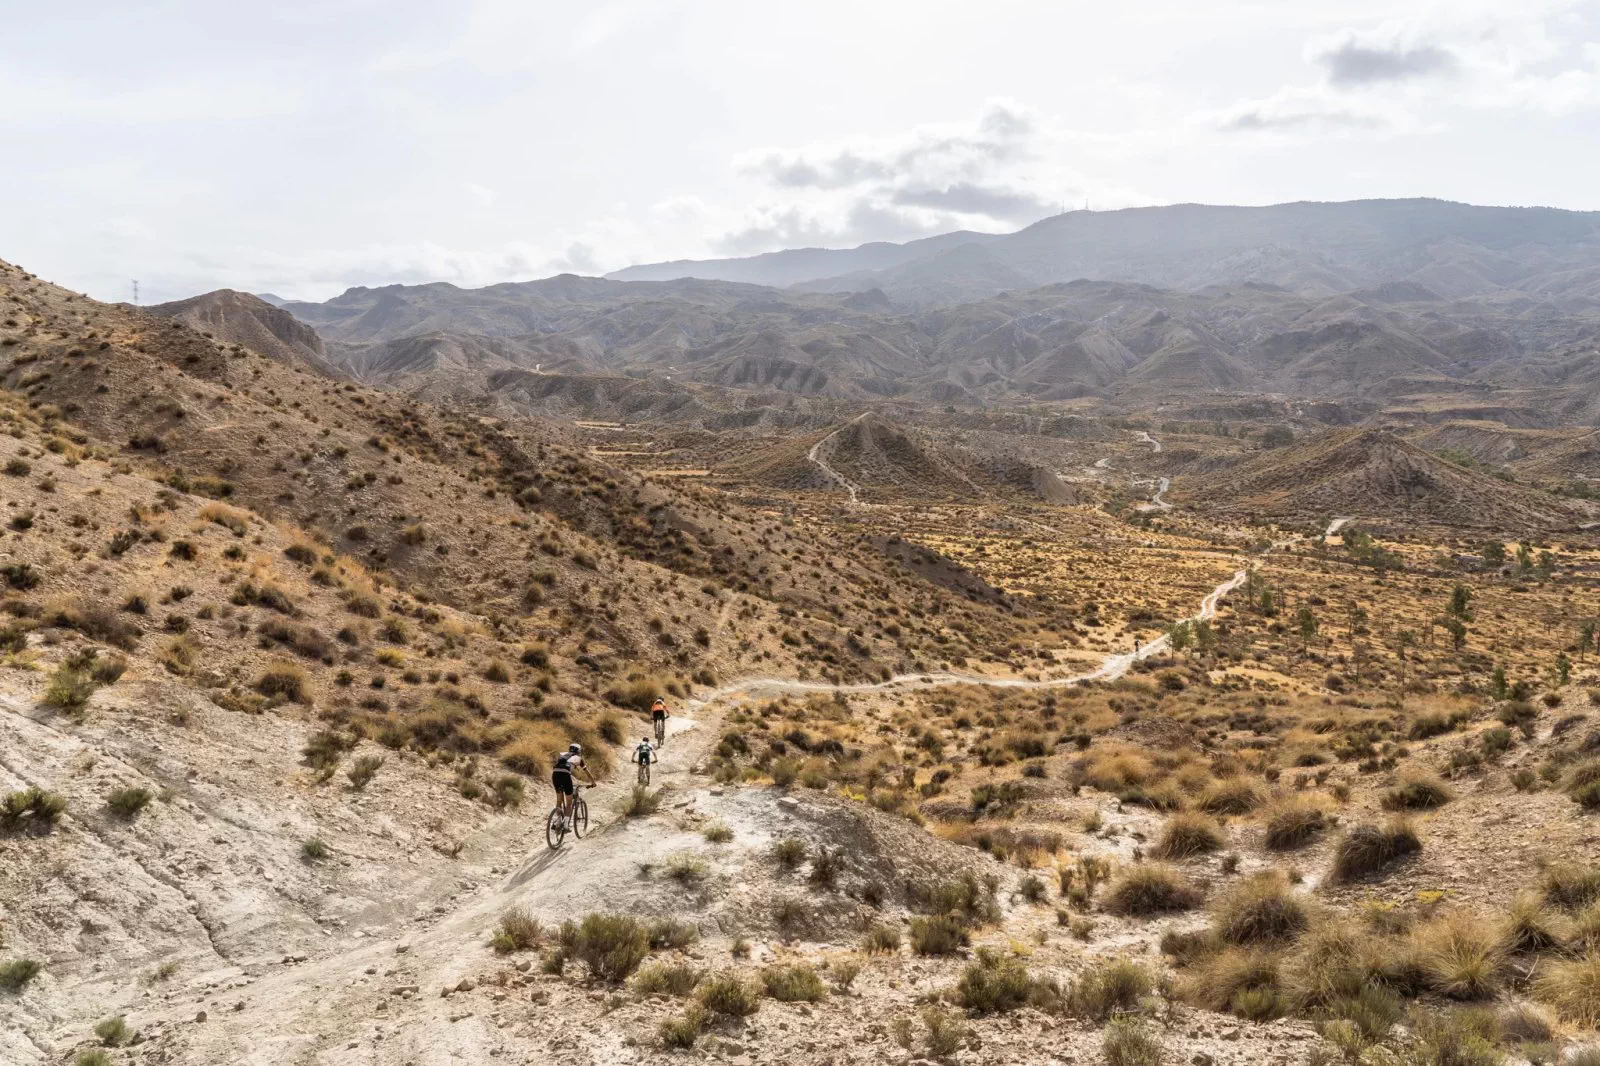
[1481,541,1507,567]
[1168,620,1193,655]
[1580,620,1597,661]
[1448,583,1473,621]
[1553,652,1572,688]
[1490,664,1509,700]
[1296,605,1318,650]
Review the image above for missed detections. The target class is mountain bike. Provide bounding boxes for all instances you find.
[637,756,651,786]
[654,715,666,746]
[545,785,590,849]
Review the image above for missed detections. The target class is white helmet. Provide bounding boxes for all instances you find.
[568,743,582,755]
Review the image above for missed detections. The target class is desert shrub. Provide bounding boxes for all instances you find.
[346,754,384,790]
[1019,874,1047,903]
[1214,871,1309,945]
[1067,957,1153,1021]
[604,676,664,713]
[1282,925,1372,1010]
[1102,1018,1163,1066]
[1415,914,1506,1000]
[256,660,310,703]
[44,659,98,710]
[1199,778,1261,815]
[572,913,650,984]
[620,785,661,818]
[231,580,296,615]
[663,852,707,885]
[702,820,733,844]
[863,923,901,953]
[634,961,701,997]
[2,563,38,590]
[774,837,806,869]
[1501,892,1565,954]
[47,600,140,649]
[657,1003,707,1049]
[1543,863,1600,912]
[761,963,826,1002]
[1331,819,1421,882]
[257,618,335,662]
[93,1015,131,1046]
[105,787,153,819]
[910,915,969,956]
[1104,865,1204,916]
[697,972,762,1017]
[1,787,66,833]
[1261,798,1331,851]
[1381,772,1454,811]
[808,846,842,888]
[301,837,329,861]
[490,907,541,954]
[0,958,41,991]
[647,917,698,950]
[957,951,1045,1014]
[1182,947,1283,1018]
[1537,952,1600,1025]
[1151,811,1224,860]
[1402,1009,1501,1066]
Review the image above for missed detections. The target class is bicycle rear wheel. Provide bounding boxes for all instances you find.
[655,718,665,745]
[638,763,650,785]
[573,795,589,838]
[545,806,566,849]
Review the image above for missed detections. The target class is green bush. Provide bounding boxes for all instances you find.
[0,958,40,991]
[1,787,66,833]
[93,1015,131,1046]
[572,914,651,984]
[761,963,826,1002]
[106,787,153,819]
[957,951,1041,1014]
[910,915,969,956]
[1103,1018,1163,1066]
[658,1003,707,1048]
[490,908,541,954]
[1068,958,1153,1021]
[1331,820,1421,882]
[633,961,702,997]
[647,917,698,950]
[863,923,901,954]
[697,972,762,1017]
[1103,865,1204,915]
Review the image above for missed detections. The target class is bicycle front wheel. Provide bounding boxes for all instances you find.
[573,796,589,838]
[545,806,566,849]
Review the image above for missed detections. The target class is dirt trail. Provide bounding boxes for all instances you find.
[806,413,871,506]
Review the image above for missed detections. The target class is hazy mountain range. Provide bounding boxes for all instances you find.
[149,198,1600,422]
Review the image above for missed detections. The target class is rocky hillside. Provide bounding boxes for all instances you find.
[1176,428,1594,531]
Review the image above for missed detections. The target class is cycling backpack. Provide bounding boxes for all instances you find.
[554,752,574,772]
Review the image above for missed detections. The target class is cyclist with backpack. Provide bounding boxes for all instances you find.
[551,743,594,825]
[651,697,669,743]
[634,736,656,783]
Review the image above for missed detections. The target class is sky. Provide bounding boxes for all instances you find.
[6,0,1600,304]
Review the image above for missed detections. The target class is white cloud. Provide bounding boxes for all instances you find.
[715,99,1149,254]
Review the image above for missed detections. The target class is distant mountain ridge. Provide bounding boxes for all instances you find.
[608,198,1600,308]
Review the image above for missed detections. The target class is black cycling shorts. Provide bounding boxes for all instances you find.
[551,769,574,795]
[652,710,666,720]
